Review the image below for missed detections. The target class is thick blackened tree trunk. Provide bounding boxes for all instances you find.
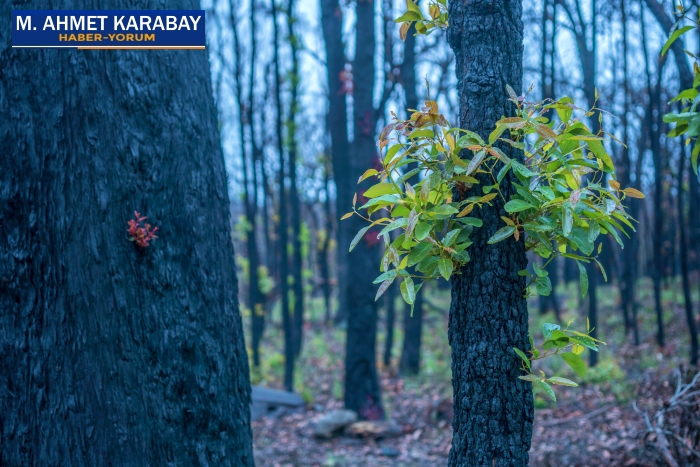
[321,0,351,324]
[344,0,383,419]
[0,1,254,465]
[447,1,533,465]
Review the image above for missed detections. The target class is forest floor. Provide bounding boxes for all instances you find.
[246,277,700,467]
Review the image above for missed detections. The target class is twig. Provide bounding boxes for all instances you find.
[538,405,609,427]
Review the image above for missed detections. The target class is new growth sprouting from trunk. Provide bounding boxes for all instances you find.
[446,1,534,465]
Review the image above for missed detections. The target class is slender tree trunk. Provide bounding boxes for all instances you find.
[272,0,294,391]
[0,1,254,464]
[248,1,266,365]
[286,0,305,358]
[383,282,396,367]
[344,0,383,419]
[398,20,425,374]
[320,0,351,325]
[400,291,424,375]
[640,5,666,348]
[447,1,533,465]
[678,139,700,366]
[320,161,333,324]
[618,0,635,341]
[230,0,264,368]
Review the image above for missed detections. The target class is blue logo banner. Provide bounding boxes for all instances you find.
[12,10,206,49]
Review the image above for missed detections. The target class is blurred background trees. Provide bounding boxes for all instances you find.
[205,0,700,432]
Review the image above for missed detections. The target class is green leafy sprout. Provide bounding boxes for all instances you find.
[341,0,645,401]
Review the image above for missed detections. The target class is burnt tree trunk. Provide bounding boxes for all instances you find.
[618,0,641,343]
[678,138,700,366]
[0,1,254,465]
[230,0,264,368]
[321,0,350,325]
[640,7,666,348]
[447,1,534,465]
[400,291,424,375]
[286,0,306,358]
[272,0,295,391]
[398,21,424,375]
[383,281,396,367]
[344,0,383,419]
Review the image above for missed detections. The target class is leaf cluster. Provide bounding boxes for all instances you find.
[394,0,448,41]
[514,320,605,401]
[344,88,642,313]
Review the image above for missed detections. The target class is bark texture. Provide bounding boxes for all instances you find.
[344,0,383,419]
[0,1,254,466]
[447,1,534,465]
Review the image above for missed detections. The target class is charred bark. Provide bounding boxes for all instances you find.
[272,0,295,391]
[0,1,254,465]
[446,1,534,465]
[320,0,350,325]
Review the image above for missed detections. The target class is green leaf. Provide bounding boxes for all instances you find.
[513,347,531,370]
[487,226,516,244]
[563,205,573,237]
[394,10,422,22]
[432,205,459,218]
[518,374,540,382]
[400,276,416,304]
[415,221,432,241]
[561,352,586,377]
[489,125,507,145]
[661,25,695,56]
[405,0,422,14]
[375,277,395,301]
[504,199,534,213]
[459,217,483,227]
[407,242,433,266]
[384,144,402,164]
[457,130,485,146]
[438,258,453,281]
[350,226,370,252]
[536,276,552,297]
[549,330,570,348]
[363,183,398,198]
[536,380,557,401]
[443,229,460,247]
[497,161,512,183]
[543,323,560,340]
[577,260,588,297]
[548,376,579,387]
[378,217,408,237]
[588,221,600,243]
[373,269,398,284]
[569,334,598,352]
[465,150,486,175]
